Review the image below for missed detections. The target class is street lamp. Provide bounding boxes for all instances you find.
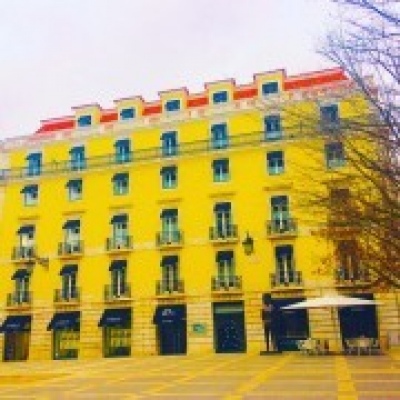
[242,232,254,255]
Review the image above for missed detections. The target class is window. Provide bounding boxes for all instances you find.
[213,159,229,182]
[17,225,35,257]
[161,166,177,189]
[271,196,290,231]
[26,152,42,176]
[114,139,131,163]
[275,245,295,284]
[325,142,345,168]
[216,251,235,287]
[160,209,179,242]
[336,240,361,279]
[112,172,129,195]
[13,272,30,303]
[160,255,179,292]
[21,184,38,206]
[63,220,81,249]
[110,214,128,243]
[77,115,92,127]
[212,91,228,104]
[69,146,86,170]
[320,104,339,127]
[161,131,178,156]
[267,151,284,175]
[165,99,180,112]
[211,123,229,149]
[120,107,135,120]
[60,265,78,300]
[213,202,234,238]
[264,115,282,140]
[66,179,82,201]
[261,82,279,96]
[110,260,127,297]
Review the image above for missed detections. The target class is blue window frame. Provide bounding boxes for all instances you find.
[320,104,339,125]
[271,195,289,224]
[21,184,38,206]
[212,91,228,104]
[112,172,129,195]
[165,99,180,112]
[69,146,86,171]
[325,142,345,168]
[26,153,42,177]
[262,82,279,96]
[66,179,82,201]
[60,265,78,299]
[77,115,92,127]
[114,139,132,163]
[216,250,235,282]
[275,245,295,282]
[161,166,177,189]
[119,107,135,120]
[211,123,229,149]
[212,159,229,182]
[160,209,179,240]
[264,115,282,140]
[267,151,284,175]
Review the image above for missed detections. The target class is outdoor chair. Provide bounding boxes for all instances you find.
[345,339,357,355]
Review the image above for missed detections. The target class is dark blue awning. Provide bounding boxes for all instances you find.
[98,308,131,327]
[109,260,127,271]
[63,220,80,229]
[212,159,228,167]
[161,255,178,267]
[65,179,82,188]
[20,184,38,194]
[59,264,78,276]
[161,131,177,141]
[112,172,129,181]
[17,225,35,235]
[12,269,30,280]
[153,305,186,324]
[114,139,130,148]
[47,312,80,330]
[0,315,31,333]
[214,202,231,212]
[69,146,84,154]
[160,208,177,218]
[26,152,42,161]
[110,214,128,224]
[271,196,287,206]
[160,166,176,175]
[216,250,233,262]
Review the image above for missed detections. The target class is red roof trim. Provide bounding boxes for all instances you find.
[100,112,118,123]
[233,88,258,100]
[187,97,208,108]
[36,119,75,134]
[284,70,348,91]
[143,104,162,116]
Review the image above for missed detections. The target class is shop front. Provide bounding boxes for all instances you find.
[213,302,246,353]
[98,308,132,358]
[1,315,31,361]
[48,311,80,360]
[153,304,187,355]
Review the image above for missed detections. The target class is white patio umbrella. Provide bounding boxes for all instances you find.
[281,295,380,352]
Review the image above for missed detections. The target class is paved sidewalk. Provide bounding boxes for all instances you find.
[0,351,399,399]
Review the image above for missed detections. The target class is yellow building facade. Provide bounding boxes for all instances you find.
[0,68,398,361]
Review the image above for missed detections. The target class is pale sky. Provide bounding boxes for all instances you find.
[0,0,337,139]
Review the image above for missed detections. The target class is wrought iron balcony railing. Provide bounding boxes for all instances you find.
[54,288,80,303]
[266,219,297,236]
[58,240,84,256]
[156,280,184,295]
[11,246,36,261]
[7,291,32,307]
[106,236,133,251]
[104,283,132,301]
[270,271,303,288]
[335,267,371,285]
[209,224,238,241]
[156,230,183,247]
[211,276,242,291]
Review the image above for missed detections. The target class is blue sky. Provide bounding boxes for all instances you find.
[0,0,337,139]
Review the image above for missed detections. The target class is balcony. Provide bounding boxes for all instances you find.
[211,276,242,293]
[156,231,184,249]
[266,219,298,238]
[54,288,80,304]
[209,225,239,244]
[58,241,84,258]
[335,267,371,286]
[270,271,303,289]
[11,246,36,262]
[156,280,185,296]
[6,292,32,308]
[104,284,132,302]
[106,236,133,252]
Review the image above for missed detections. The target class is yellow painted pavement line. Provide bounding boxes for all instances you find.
[224,353,295,399]
[335,355,358,400]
